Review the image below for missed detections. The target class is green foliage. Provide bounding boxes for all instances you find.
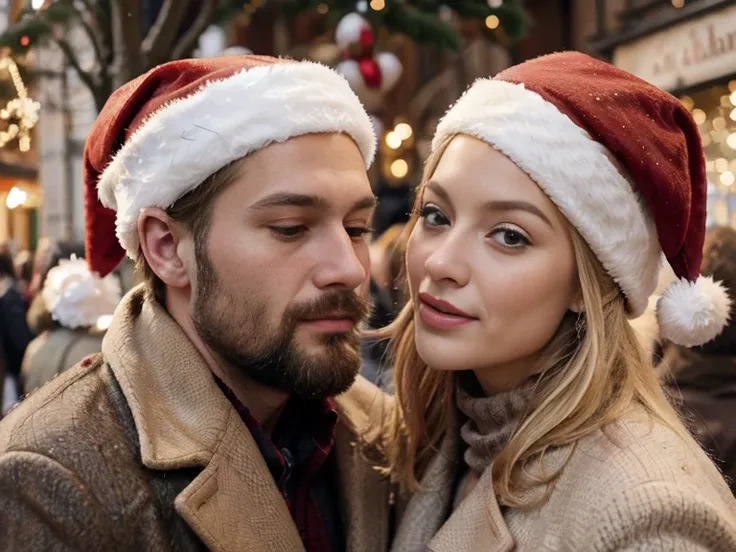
[217,0,531,51]
[380,4,460,51]
[0,0,78,55]
[449,0,532,43]
[3,0,531,59]
[278,0,530,50]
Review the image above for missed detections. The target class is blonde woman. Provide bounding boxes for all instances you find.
[384,52,736,551]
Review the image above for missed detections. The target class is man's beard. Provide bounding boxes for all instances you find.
[191,247,371,399]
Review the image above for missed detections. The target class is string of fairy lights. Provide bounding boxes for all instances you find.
[681,83,736,189]
[0,57,40,153]
[681,81,736,225]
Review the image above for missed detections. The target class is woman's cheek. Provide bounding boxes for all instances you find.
[405,229,429,294]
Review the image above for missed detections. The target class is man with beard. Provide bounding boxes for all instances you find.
[0,56,393,551]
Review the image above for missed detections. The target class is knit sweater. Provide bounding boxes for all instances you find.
[391,378,736,552]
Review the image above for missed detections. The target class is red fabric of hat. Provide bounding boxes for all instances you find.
[496,52,706,283]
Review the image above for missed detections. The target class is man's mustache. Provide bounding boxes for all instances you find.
[290,291,372,324]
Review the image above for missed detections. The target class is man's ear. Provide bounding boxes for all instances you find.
[137,207,191,289]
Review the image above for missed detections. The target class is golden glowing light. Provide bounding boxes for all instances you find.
[485,15,500,29]
[394,122,413,140]
[727,132,736,150]
[385,131,402,149]
[390,159,409,178]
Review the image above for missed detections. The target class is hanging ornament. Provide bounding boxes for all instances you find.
[334,13,403,111]
[374,51,402,92]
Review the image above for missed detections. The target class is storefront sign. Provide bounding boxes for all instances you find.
[613,4,736,91]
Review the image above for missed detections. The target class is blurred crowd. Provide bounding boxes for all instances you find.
[0,240,133,413]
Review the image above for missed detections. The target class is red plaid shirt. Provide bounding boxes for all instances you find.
[215,377,343,552]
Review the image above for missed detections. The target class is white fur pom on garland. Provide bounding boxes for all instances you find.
[656,275,732,347]
[42,256,123,330]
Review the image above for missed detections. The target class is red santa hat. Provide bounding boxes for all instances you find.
[84,55,376,278]
[432,51,730,347]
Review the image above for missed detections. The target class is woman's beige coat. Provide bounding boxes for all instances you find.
[392,408,736,551]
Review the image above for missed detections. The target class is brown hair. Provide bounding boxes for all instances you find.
[136,160,245,306]
[375,134,690,509]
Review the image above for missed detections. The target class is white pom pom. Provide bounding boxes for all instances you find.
[41,256,123,330]
[656,275,732,347]
[335,13,369,51]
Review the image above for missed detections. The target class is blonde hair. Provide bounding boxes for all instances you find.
[378,135,690,509]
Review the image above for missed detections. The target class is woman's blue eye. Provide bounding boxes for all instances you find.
[420,205,449,227]
[491,226,530,248]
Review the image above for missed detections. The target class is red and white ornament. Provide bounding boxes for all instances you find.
[334,13,402,110]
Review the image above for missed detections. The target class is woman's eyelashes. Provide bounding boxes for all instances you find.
[489,224,531,249]
[419,204,450,227]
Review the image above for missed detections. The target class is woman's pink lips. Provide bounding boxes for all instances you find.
[418,302,476,330]
[418,292,474,318]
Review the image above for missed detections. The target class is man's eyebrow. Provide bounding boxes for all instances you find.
[249,193,328,210]
[249,193,377,212]
[351,195,378,212]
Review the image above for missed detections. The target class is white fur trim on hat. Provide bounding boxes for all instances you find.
[97,61,376,260]
[42,256,123,330]
[656,276,731,347]
[432,79,662,317]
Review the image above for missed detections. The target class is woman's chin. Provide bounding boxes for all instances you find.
[414,331,474,372]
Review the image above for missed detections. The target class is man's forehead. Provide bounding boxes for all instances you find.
[241,161,375,209]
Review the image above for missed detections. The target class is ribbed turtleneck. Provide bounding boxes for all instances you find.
[455,375,536,474]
